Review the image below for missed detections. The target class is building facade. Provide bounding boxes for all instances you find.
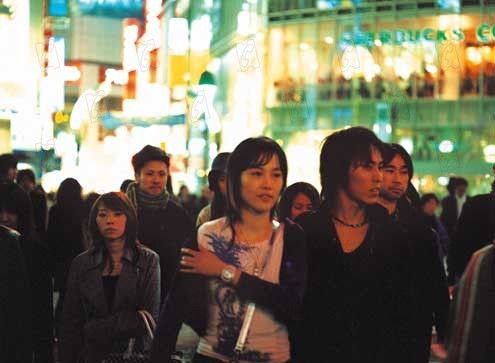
[265,0,495,193]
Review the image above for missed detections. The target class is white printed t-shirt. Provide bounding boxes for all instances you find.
[196,217,290,363]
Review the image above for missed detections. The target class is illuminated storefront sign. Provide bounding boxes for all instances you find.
[340,24,495,45]
[76,0,143,19]
[48,0,68,17]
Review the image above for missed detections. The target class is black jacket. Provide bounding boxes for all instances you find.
[394,199,450,363]
[440,195,469,240]
[294,204,412,363]
[150,220,307,363]
[30,187,48,238]
[447,193,495,285]
[136,200,193,301]
[21,231,54,363]
[0,225,32,363]
[59,245,160,363]
[47,203,85,291]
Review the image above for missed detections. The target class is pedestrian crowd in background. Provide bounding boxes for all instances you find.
[0,127,494,363]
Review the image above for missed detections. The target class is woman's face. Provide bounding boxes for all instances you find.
[345,147,383,205]
[422,199,438,216]
[239,155,284,216]
[96,204,127,242]
[136,160,168,197]
[290,192,313,220]
[0,208,18,230]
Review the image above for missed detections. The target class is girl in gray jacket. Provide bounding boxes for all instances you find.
[59,192,160,363]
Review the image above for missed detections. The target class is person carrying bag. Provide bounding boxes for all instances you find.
[102,310,156,363]
[59,192,160,363]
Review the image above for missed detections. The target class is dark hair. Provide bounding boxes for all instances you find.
[0,182,35,238]
[131,145,170,175]
[226,137,288,224]
[56,178,83,209]
[420,193,440,207]
[456,177,468,187]
[446,177,458,195]
[405,182,421,210]
[0,154,17,178]
[208,153,231,221]
[382,143,414,179]
[88,192,138,271]
[17,169,36,184]
[208,153,230,190]
[446,176,468,195]
[84,192,101,218]
[320,126,384,206]
[278,182,320,221]
[120,179,133,193]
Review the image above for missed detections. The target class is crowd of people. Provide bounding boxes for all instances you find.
[1,127,494,363]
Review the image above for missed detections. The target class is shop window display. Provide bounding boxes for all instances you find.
[268,13,495,105]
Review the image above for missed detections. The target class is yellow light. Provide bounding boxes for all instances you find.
[466,47,482,65]
[54,111,69,123]
[324,36,334,45]
[197,169,206,178]
[425,64,438,74]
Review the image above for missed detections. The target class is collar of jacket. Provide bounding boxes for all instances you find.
[82,247,145,271]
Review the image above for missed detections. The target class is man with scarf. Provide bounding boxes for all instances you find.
[127,145,193,302]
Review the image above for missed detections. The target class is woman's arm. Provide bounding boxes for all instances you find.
[181,223,308,323]
[235,224,307,322]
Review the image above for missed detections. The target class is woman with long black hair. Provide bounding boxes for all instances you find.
[151,136,307,363]
[60,192,160,363]
[47,177,85,334]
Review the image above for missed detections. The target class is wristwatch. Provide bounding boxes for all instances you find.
[221,265,236,283]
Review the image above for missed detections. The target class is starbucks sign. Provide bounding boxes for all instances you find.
[341,24,495,45]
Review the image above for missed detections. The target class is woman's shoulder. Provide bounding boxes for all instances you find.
[136,244,160,261]
[69,249,97,272]
[198,216,229,236]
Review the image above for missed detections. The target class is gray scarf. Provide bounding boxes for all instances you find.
[126,181,169,211]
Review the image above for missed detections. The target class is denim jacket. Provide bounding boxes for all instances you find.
[59,244,160,363]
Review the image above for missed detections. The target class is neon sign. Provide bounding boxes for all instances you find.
[340,24,495,46]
